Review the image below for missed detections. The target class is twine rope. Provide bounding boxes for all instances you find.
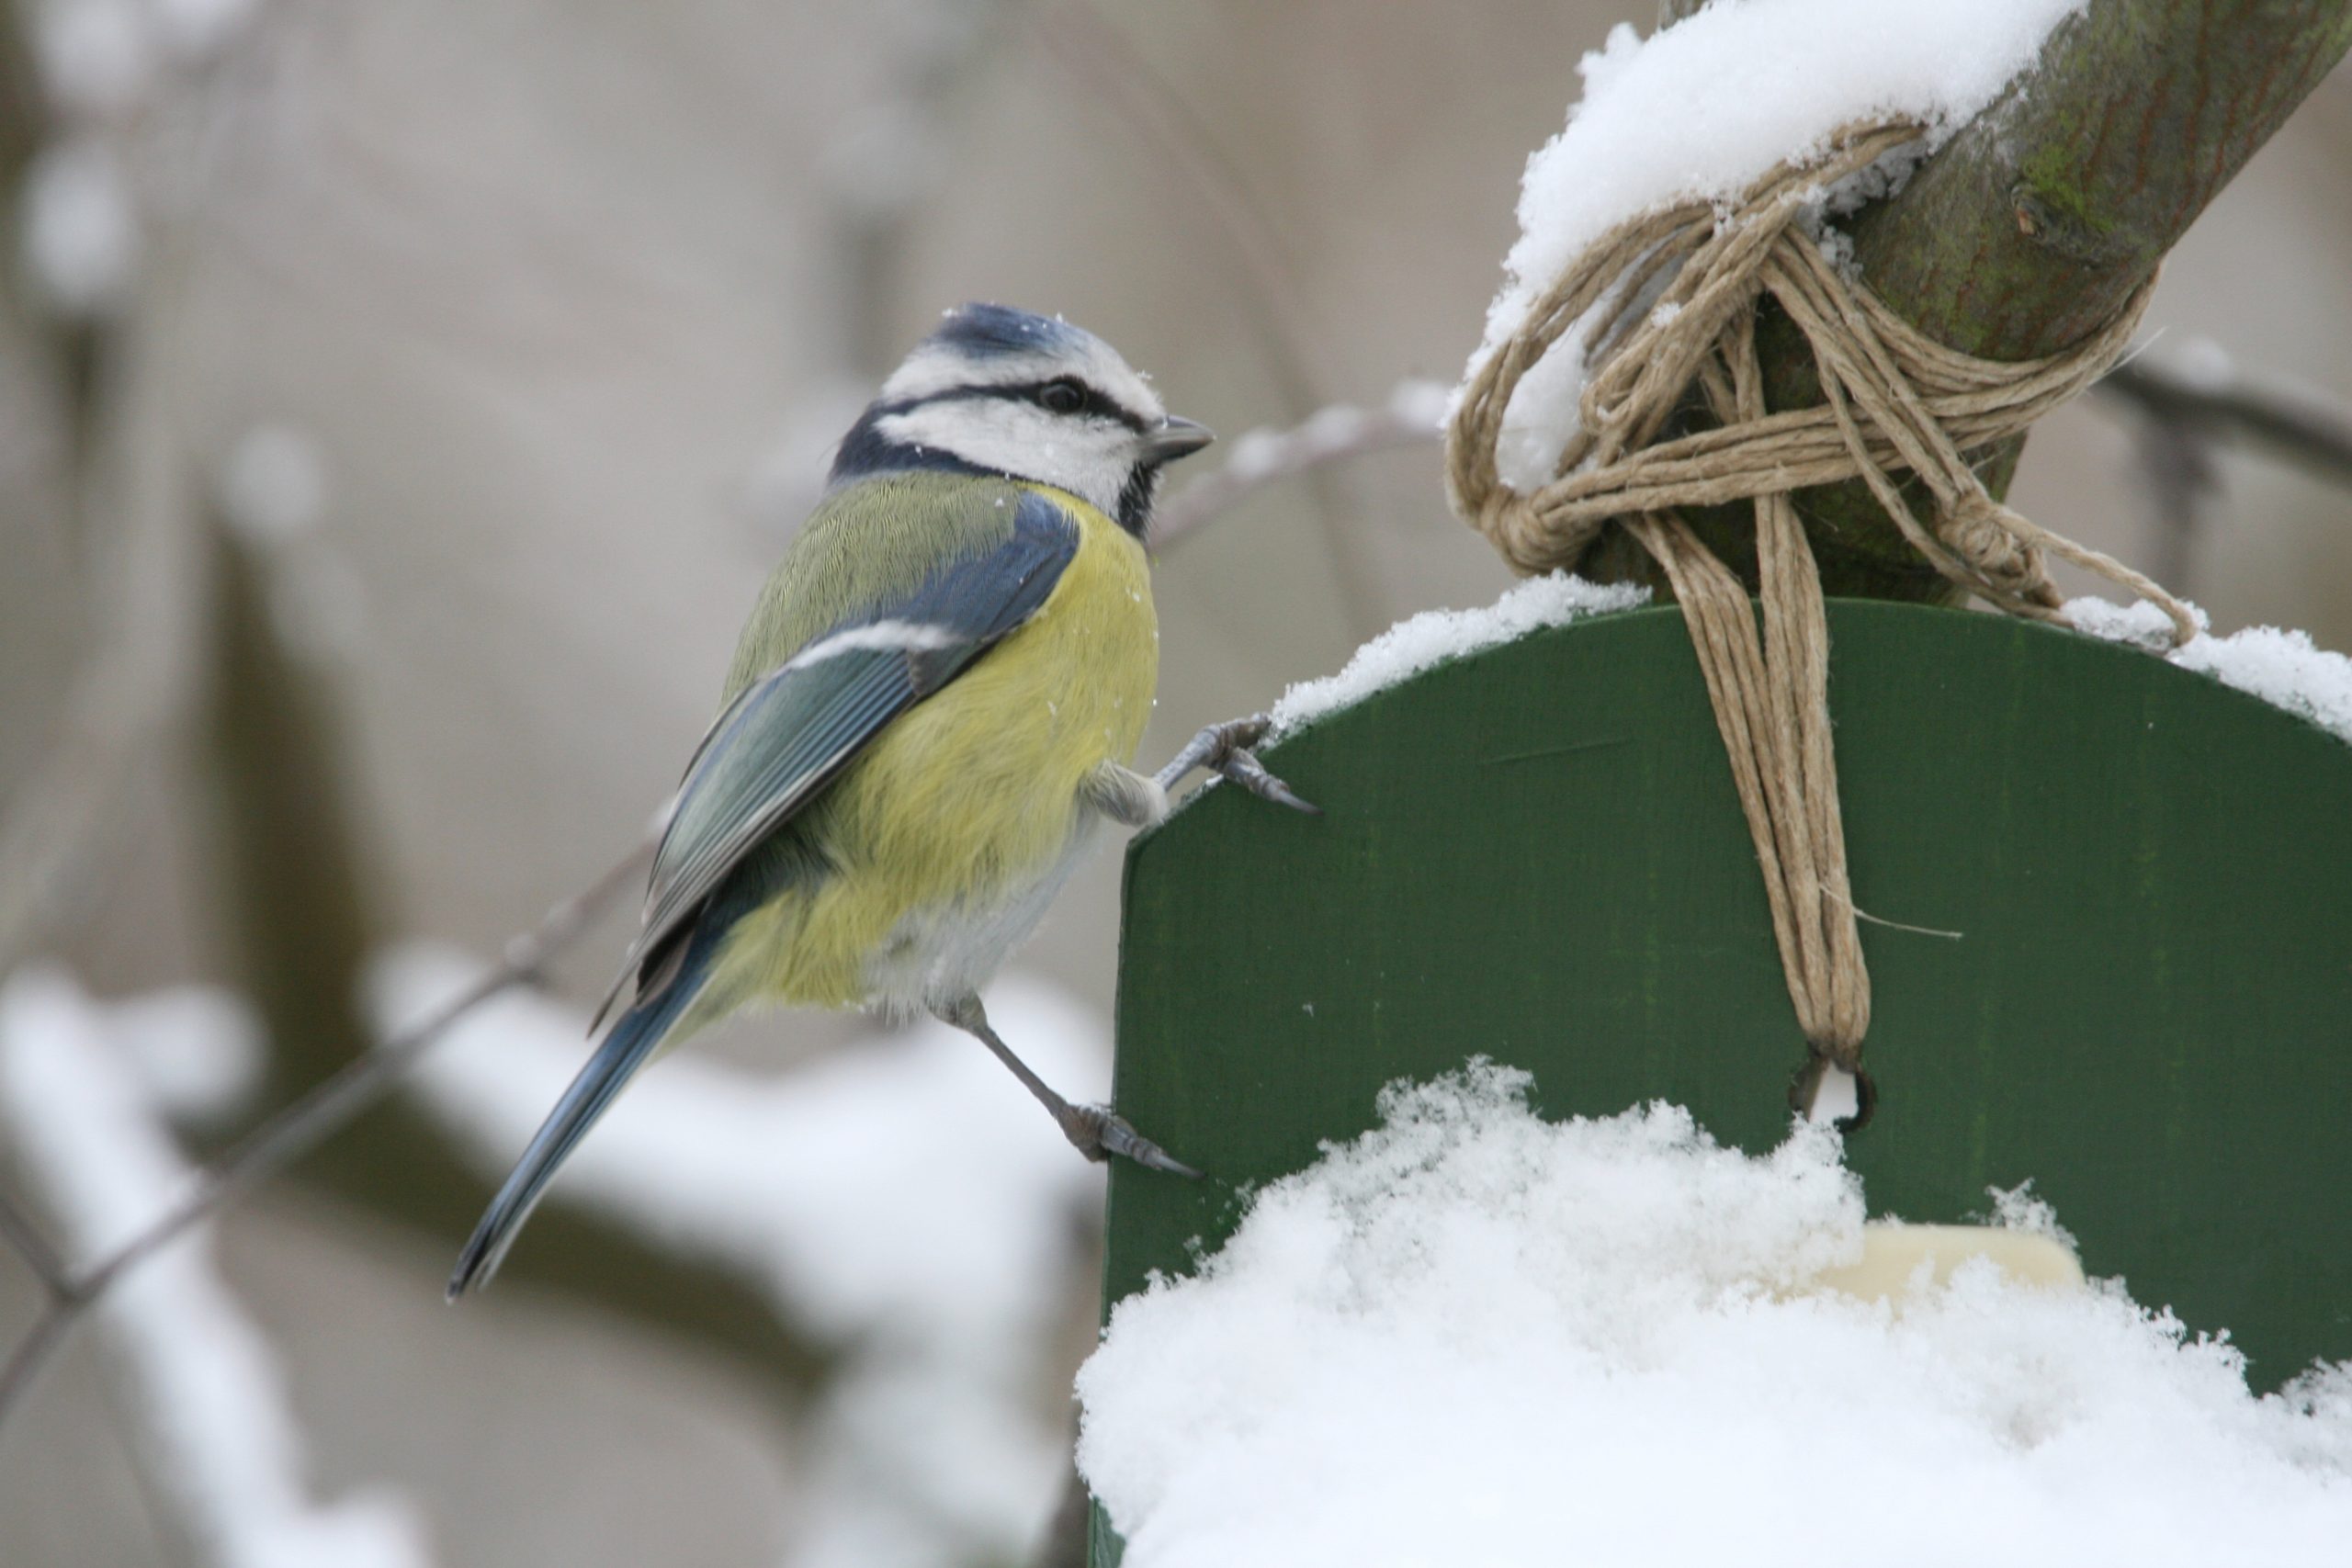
[1444,119,2193,1086]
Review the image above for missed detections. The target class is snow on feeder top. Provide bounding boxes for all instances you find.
[1089,0,2352,1562]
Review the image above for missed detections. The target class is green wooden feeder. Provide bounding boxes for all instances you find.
[1090,602,2352,1562]
[1081,9,2352,1562]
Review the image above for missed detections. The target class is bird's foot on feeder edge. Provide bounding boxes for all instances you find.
[1059,1101,1202,1179]
[937,992,1203,1179]
[1156,715,1320,815]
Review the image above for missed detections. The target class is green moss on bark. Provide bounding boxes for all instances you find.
[1622,0,2352,603]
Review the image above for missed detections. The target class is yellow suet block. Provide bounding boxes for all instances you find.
[1807,1223,2084,1308]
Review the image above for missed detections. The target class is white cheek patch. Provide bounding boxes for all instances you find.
[878,339,1169,426]
[876,401,1134,518]
[785,619,960,671]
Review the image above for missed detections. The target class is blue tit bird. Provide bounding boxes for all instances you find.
[447,303,1312,1298]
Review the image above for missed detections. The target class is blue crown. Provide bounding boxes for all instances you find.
[925,302,1093,361]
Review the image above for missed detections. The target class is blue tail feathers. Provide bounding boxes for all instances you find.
[445,947,710,1300]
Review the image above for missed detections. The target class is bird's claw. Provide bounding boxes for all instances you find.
[1159,714,1319,815]
[1216,747,1319,815]
[1059,1102,1201,1178]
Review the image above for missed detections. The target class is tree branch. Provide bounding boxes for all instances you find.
[2092,350,2352,591]
[0,1187,68,1295]
[2098,356,2352,485]
[1149,384,1447,552]
[1616,0,2352,601]
[0,840,650,1431]
[1035,3,1393,637]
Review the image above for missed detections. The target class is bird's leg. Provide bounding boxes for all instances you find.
[935,994,1199,1178]
[1154,714,1318,814]
[1080,761,1170,829]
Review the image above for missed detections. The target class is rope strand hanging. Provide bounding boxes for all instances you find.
[1445,119,2195,1118]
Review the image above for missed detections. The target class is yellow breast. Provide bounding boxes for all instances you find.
[704,487,1158,1015]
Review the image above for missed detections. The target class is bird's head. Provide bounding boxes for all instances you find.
[830,303,1214,536]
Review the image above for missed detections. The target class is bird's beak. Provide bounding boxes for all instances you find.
[1142,415,1215,464]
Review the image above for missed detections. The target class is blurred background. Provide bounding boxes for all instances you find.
[0,2,2345,1564]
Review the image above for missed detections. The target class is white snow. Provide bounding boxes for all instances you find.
[1469,0,2086,490]
[22,137,140,319]
[149,0,257,59]
[1385,378,1453,432]
[1261,581,2352,757]
[35,0,157,116]
[220,426,330,547]
[375,943,1104,1568]
[1078,1062,2352,1568]
[2067,597,2352,746]
[1267,572,1647,736]
[1219,380,1452,485]
[107,983,266,1127]
[0,967,435,1568]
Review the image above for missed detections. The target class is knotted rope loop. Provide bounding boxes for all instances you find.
[1443,118,2196,1108]
[1445,119,2194,643]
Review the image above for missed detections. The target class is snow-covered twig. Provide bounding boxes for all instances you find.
[0,968,437,1568]
[0,838,651,1429]
[379,946,1103,1568]
[1149,382,1449,552]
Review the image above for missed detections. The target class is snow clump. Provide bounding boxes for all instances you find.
[1080,1062,2352,1568]
[1469,0,2089,489]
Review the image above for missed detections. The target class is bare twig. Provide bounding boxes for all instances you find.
[2094,354,2352,592]
[1035,5,1324,386]
[1035,3,1392,636]
[2126,412,2221,592]
[0,1300,74,1422]
[1149,382,1448,551]
[0,839,652,1433]
[0,1188,68,1295]
[0,251,205,982]
[2098,357,2352,486]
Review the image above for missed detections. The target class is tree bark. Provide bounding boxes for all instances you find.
[198,510,829,1396]
[1617,0,2352,601]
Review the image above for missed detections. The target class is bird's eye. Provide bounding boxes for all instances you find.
[1037,378,1087,415]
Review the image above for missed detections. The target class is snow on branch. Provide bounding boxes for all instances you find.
[1470,0,2087,490]
[1263,571,1646,739]
[0,839,650,1427]
[376,944,1105,1568]
[0,967,436,1568]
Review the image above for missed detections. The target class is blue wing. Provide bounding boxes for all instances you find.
[452,482,1080,1297]
[598,485,1080,1020]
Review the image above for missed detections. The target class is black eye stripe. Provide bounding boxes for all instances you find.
[900,379,1151,434]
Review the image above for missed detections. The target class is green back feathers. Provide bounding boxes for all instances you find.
[725,472,1037,699]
